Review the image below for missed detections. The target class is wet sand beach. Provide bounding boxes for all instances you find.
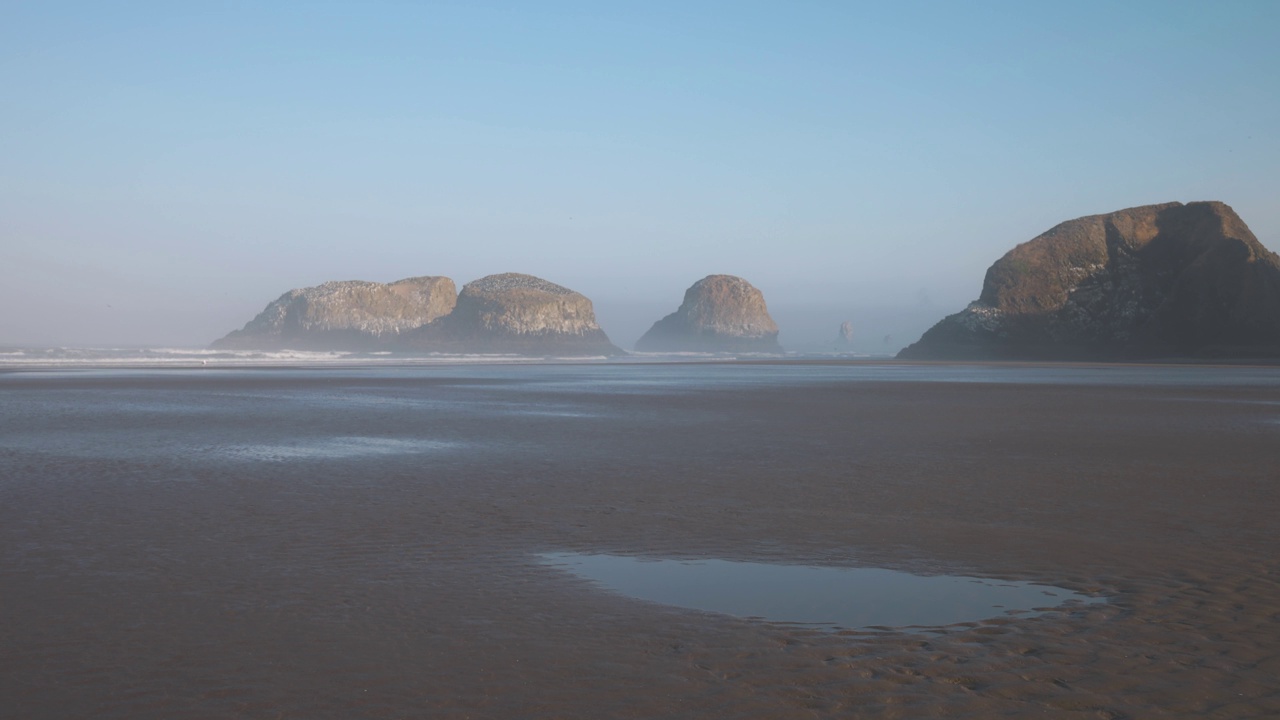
[2,363,1279,718]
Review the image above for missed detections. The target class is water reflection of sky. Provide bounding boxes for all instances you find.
[8,360,1280,390]
[326,362,1280,391]
[4,363,1278,466]
[543,552,1104,632]
[224,437,458,461]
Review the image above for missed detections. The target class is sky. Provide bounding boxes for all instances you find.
[2,1,1278,352]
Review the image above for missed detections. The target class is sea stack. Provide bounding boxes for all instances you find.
[898,201,1280,360]
[839,321,854,345]
[636,275,783,353]
[212,276,457,351]
[411,273,623,356]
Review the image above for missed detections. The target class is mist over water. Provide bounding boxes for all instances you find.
[0,286,959,356]
[590,299,949,355]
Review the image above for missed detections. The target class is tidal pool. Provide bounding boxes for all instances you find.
[542,552,1103,631]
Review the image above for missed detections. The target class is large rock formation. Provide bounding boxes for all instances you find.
[898,201,1280,360]
[213,276,457,350]
[636,275,783,353]
[409,273,622,356]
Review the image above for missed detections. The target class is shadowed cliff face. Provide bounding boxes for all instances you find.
[899,201,1280,360]
[636,275,783,353]
[212,276,457,351]
[410,273,623,356]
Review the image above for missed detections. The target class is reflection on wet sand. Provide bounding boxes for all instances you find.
[2,362,1279,718]
[542,552,1104,631]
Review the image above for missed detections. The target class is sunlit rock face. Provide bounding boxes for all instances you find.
[410,273,623,356]
[636,275,783,353]
[212,276,457,350]
[898,201,1280,360]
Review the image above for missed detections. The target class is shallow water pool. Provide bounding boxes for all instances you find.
[543,552,1103,632]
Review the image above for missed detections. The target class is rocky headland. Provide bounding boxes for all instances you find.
[212,276,457,351]
[408,273,622,356]
[898,201,1280,360]
[636,275,783,353]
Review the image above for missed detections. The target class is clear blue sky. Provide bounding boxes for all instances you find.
[2,1,1277,351]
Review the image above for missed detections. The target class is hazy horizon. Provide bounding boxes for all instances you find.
[0,280,949,356]
[3,2,1277,352]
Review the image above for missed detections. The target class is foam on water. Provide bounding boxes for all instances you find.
[5,347,1280,391]
[0,346,610,369]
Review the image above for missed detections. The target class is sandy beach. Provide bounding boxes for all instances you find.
[2,363,1278,718]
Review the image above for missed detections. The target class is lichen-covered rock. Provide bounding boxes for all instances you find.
[212,276,456,350]
[898,202,1280,360]
[636,275,783,353]
[411,273,622,355]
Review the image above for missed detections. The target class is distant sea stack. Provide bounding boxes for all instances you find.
[410,273,623,356]
[212,276,457,351]
[839,321,855,345]
[898,201,1280,360]
[636,275,783,353]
